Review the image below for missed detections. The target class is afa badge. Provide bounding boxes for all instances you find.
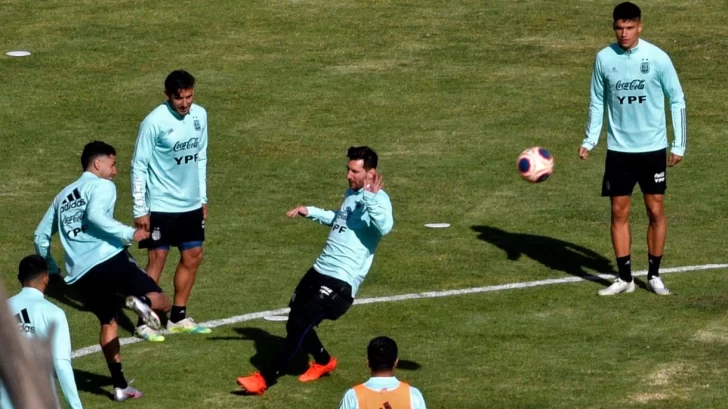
[193,119,201,131]
[640,60,650,74]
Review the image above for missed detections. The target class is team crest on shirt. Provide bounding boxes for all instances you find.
[193,119,201,131]
[152,227,161,241]
[640,60,650,74]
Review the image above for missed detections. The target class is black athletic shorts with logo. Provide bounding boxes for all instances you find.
[288,268,354,323]
[602,148,667,197]
[139,207,205,250]
[73,250,163,324]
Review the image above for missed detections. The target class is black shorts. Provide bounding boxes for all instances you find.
[139,207,205,250]
[73,250,163,324]
[288,268,354,323]
[602,149,667,197]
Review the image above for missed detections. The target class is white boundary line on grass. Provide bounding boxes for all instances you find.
[70,263,728,359]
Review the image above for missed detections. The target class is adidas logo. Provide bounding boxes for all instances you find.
[15,308,35,334]
[60,188,86,212]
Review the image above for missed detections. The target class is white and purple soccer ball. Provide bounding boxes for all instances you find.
[517,147,554,183]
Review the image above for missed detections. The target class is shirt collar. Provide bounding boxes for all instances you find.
[165,101,187,120]
[20,287,45,299]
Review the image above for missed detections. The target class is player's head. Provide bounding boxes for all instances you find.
[367,336,399,374]
[165,70,195,117]
[17,255,49,290]
[346,146,378,190]
[612,2,642,50]
[81,141,117,180]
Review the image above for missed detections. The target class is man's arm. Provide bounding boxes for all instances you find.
[131,119,155,219]
[338,388,358,409]
[86,181,135,243]
[305,207,338,226]
[582,54,606,151]
[410,386,427,409]
[33,202,60,274]
[362,191,393,235]
[197,117,208,207]
[661,56,687,157]
[49,310,83,409]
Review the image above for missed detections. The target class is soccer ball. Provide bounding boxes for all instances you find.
[517,147,554,183]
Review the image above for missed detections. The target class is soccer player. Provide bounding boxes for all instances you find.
[34,141,171,401]
[131,69,210,341]
[339,337,427,409]
[579,2,686,296]
[236,146,394,395]
[0,255,83,409]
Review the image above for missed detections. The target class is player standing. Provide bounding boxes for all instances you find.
[579,2,686,296]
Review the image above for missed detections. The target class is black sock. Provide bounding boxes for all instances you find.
[170,305,186,323]
[616,255,632,282]
[137,317,145,328]
[648,254,662,279]
[107,361,128,389]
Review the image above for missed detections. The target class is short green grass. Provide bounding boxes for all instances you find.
[2,0,728,408]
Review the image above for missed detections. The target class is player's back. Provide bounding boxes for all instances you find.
[40,172,130,283]
[0,288,66,409]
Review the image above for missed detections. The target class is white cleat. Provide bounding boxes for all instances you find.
[598,278,635,296]
[125,296,161,330]
[113,384,143,401]
[647,276,671,295]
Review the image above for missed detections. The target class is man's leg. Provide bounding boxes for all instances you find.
[599,195,635,295]
[100,320,142,401]
[166,244,209,333]
[644,194,670,294]
[136,248,169,333]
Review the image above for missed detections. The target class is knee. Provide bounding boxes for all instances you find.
[611,206,629,224]
[182,247,204,269]
[646,206,665,223]
[148,250,168,269]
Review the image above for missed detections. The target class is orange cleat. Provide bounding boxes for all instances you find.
[236,372,267,395]
[298,357,338,382]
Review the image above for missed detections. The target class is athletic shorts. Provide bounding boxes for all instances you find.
[602,149,667,197]
[288,268,354,322]
[73,250,163,324]
[139,207,205,250]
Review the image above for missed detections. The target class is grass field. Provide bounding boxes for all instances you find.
[2,0,728,408]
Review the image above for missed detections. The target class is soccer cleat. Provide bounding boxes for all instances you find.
[125,296,162,330]
[299,357,337,382]
[648,276,671,295]
[598,278,635,296]
[135,325,165,342]
[236,372,267,395]
[166,317,211,334]
[113,383,143,401]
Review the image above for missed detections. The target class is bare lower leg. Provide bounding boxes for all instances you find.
[100,321,128,389]
[611,196,632,257]
[145,249,169,283]
[645,194,666,256]
[173,247,204,307]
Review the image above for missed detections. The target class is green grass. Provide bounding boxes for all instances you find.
[1,0,728,408]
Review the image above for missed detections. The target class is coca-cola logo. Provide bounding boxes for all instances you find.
[615,80,645,91]
[173,137,200,152]
[62,211,84,225]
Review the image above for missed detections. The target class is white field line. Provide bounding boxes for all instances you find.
[70,263,728,359]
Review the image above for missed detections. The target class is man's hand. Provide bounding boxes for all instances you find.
[133,228,150,242]
[578,146,590,160]
[365,171,383,194]
[134,215,150,232]
[286,206,309,218]
[202,204,208,220]
[668,153,683,167]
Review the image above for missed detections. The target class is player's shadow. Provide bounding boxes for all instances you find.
[72,369,114,400]
[45,275,137,334]
[472,225,615,286]
[210,327,310,377]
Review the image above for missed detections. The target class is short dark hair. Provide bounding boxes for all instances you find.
[17,255,48,285]
[613,2,641,21]
[165,70,196,97]
[367,336,398,371]
[347,146,378,170]
[81,141,116,170]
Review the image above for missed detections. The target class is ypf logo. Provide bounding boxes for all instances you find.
[654,172,665,183]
